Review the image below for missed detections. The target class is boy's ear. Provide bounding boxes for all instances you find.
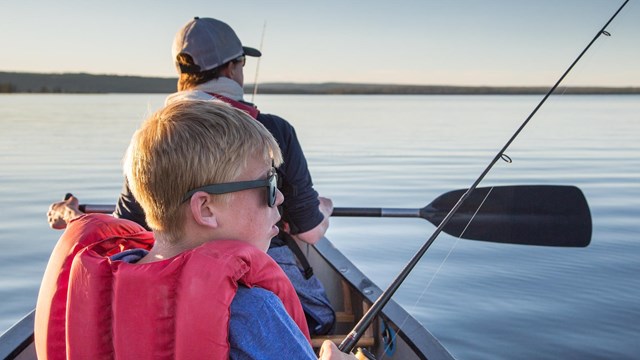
[189,193,218,228]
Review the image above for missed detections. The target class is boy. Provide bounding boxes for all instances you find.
[36,100,354,359]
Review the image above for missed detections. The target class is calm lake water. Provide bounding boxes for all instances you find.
[1,94,639,359]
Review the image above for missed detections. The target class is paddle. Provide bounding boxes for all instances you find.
[333,185,591,247]
[78,184,591,248]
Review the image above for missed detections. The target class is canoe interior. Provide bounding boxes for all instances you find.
[303,238,453,360]
[0,237,453,360]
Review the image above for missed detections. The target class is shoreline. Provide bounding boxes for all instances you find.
[1,72,639,95]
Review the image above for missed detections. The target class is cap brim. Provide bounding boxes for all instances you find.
[243,46,262,57]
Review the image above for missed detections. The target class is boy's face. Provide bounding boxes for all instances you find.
[214,154,283,252]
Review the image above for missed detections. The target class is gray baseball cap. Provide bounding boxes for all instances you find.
[172,17,261,73]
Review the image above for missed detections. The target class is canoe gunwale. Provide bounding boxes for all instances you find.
[0,309,35,360]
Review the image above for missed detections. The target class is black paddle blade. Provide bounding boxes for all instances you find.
[421,185,592,247]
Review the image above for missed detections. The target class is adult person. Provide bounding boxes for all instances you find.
[36,100,355,360]
[47,16,335,335]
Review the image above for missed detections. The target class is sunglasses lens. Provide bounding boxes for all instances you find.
[234,55,246,67]
[268,173,277,207]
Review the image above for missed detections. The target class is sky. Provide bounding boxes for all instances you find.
[1,0,638,87]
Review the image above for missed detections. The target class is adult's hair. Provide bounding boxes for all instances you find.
[124,100,283,240]
[176,53,225,91]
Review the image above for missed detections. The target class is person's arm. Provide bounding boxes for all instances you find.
[47,195,84,229]
[229,287,356,359]
[229,287,317,359]
[262,115,331,244]
[291,196,333,245]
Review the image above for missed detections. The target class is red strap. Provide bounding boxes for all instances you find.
[205,92,260,119]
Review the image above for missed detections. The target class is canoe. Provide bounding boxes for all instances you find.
[0,236,454,360]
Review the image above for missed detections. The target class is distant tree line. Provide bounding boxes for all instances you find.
[1,71,639,95]
[0,82,66,93]
[0,72,176,94]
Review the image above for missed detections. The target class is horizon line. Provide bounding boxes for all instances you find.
[1,70,638,89]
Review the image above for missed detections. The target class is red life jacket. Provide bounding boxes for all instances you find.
[35,214,310,360]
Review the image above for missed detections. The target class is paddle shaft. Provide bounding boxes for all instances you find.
[80,204,116,213]
[79,205,421,217]
[78,184,592,247]
[338,1,628,352]
[332,208,420,218]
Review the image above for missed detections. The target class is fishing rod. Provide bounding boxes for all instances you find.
[251,21,267,103]
[338,0,630,353]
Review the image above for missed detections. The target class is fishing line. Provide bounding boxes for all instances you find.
[397,186,494,337]
[251,21,267,103]
[339,0,630,353]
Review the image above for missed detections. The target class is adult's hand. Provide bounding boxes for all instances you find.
[318,196,334,219]
[47,195,84,230]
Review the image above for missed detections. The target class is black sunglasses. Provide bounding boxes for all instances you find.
[232,55,246,67]
[182,168,278,207]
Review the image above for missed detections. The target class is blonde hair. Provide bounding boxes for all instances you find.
[124,100,282,240]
